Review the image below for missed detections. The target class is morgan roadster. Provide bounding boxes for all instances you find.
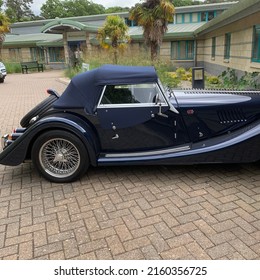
[1,64,260,183]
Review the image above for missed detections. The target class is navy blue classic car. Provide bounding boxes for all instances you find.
[1,64,260,182]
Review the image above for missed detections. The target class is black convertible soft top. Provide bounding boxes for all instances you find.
[53,64,158,114]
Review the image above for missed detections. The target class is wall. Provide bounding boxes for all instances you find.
[197,12,260,76]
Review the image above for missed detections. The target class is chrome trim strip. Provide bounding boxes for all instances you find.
[98,103,168,108]
[97,83,167,109]
[104,145,190,158]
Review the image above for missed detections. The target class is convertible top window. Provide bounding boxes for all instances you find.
[99,83,165,105]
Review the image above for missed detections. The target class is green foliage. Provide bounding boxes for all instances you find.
[105,7,129,13]
[4,61,21,73]
[5,0,33,22]
[171,0,196,7]
[218,68,260,90]
[206,75,220,86]
[64,65,81,79]
[97,15,130,64]
[65,48,180,88]
[40,0,105,19]
[173,67,191,81]
[205,68,260,89]
[130,0,175,61]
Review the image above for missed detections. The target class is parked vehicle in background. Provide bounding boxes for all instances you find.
[0,62,7,83]
[1,64,260,183]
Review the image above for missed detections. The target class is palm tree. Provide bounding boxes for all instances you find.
[0,13,10,59]
[130,0,175,61]
[98,15,130,64]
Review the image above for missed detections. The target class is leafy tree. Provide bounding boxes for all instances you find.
[40,0,105,19]
[62,0,105,17]
[5,0,33,22]
[40,0,65,19]
[172,0,193,6]
[0,12,10,58]
[105,7,130,13]
[130,0,175,61]
[97,15,130,64]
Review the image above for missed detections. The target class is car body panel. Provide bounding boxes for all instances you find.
[0,114,99,166]
[0,62,7,82]
[1,64,260,181]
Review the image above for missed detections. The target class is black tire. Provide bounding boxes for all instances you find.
[32,130,89,183]
[20,94,58,128]
[0,77,4,83]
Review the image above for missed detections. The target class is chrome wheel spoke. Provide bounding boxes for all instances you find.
[39,138,80,178]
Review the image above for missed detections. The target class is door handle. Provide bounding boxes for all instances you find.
[112,134,119,140]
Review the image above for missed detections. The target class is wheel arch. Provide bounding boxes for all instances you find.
[0,115,99,167]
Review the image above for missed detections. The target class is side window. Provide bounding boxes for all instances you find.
[100,83,165,105]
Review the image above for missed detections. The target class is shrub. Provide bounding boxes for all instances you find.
[4,62,21,73]
[65,47,181,88]
[218,68,260,89]
[207,75,220,85]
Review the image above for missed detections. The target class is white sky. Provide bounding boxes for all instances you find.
[31,0,142,15]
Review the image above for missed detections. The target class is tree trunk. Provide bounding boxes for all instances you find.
[150,42,158,61]
[113,48,118,64]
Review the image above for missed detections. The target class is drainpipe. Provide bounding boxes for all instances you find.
[63,31,69,65]
[194,37,198,67]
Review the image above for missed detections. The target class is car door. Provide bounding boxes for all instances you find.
[96,82,189,153]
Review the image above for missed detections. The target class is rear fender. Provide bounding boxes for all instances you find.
[0,115,99,166]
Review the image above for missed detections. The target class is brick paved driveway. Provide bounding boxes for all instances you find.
[0,71,259,260]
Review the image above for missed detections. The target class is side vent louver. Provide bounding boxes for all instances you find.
[218,109,247,124]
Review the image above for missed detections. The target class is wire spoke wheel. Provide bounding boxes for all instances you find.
[32,130,89,183]
[39,138,80,178]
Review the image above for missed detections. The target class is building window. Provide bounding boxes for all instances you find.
[30,47,44,62]
[48,47,65,62]
[125,18,137,27]
[199,11,217,22]
[224,33,231,60]
[211,37,216,59]
[171,41,194,60]
[201,12,207,22]
[252,25,260,62]
[176,14,183,24]
[9,48,21,61]
[192,13,198,23]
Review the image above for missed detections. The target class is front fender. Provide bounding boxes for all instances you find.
[0,114,99,166]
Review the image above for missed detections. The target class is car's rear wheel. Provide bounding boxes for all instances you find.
[0,77,4,83]
[32,130,89,183]
[20,94,58,128]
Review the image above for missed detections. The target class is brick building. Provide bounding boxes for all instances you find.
[2,0,259,75]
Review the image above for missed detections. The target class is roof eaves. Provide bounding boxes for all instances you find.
[195,0,260,36]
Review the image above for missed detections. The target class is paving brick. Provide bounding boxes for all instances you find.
[18,240,33,259]
[5,233,33,246]
[34,242,63,257]
[0,245,18,258]
[207,242,235,259]
[186,241,211,259]
[124,236,151,252]
[160,245,191,259]
[229,239,258,259]
[190,230,214,249]
[141,245,161,259]
[148,232,170,253]
[106,235,125,255]
[233,217,257,234]
[116,249,145,260]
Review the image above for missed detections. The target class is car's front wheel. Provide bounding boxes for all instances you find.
[32,130,89,183]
